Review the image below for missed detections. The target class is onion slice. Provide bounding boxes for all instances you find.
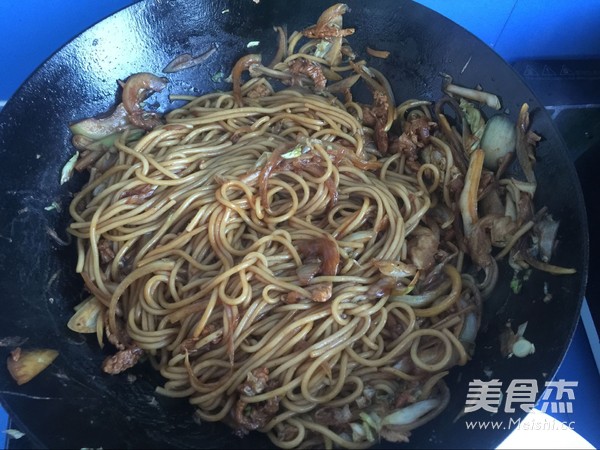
[515,103,538,186]
[372,259,417,279]
[459,148,485,236]
[381,398,442,426]
[7,348,59,385]
[60,152,79,185]
[68,297,103,333]
[366,47,390,59]
[69,103,129,140]
[480,114,516,170]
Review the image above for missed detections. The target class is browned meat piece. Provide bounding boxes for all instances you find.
[232,395,280,434]
[180,337,199,354]
[259,147,340,212]
[392,132,418,156]
[404,115,433,143]
[102,317,145,375]
[480,187,505,217]
[379,426,410,443]
[313,404,352,426]
[302,25,355,39]
[285,283,333,304]
[389,115,435,170]
[374,120,388,154]
[102,346,144,374]
[285,291,302,304]
[517,192,534,225]
[287,58,327,90]
[362,91,390,153]
[119,184,156,204]
[232,368,280,434]
[120,73,168,130]
[407,227,440,271]
[246,82,272,99]
[302,4,355,39]
[389,133,419,173]
[105,316,132,351]
[97,239,115,264]
[465,215,497,268]
[384,314,406,340]
[363,91,389,125]
[490,216,518,247]
[384,314,407,340]
[296,236,340,277]
[447,173,465,202]
[362,107,377,128]
[307,282,333,302]
[239,367,271,396]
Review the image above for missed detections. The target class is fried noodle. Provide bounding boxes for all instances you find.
[66,3,573,448]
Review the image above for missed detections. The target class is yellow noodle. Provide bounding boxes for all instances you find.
[66,17,490,450]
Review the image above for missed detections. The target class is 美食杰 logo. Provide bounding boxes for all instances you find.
[462,379,577,431]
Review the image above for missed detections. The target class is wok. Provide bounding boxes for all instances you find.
[0,0,588,448]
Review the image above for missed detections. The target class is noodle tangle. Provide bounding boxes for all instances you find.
[69,83,456,446]
[66,3,571,448]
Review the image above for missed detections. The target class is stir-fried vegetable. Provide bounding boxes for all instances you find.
[69,103,130,140]
[60,152,79,184]
[120,72,168,130]
[480,114,516,170]
[442,74,501,110]
[500,321,536,358]
[67,297,103,333]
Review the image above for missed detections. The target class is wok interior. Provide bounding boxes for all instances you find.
[0,0,587,448]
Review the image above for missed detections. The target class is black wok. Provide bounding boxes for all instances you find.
[0,0,588,448]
